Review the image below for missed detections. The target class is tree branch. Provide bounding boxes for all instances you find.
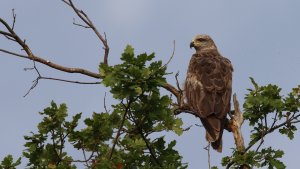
[228,94,245,152]
[107,100,130,160]
[62,0,109,65]
[138,128,162,167]
[245,113,300,152]
[39,77,101,85]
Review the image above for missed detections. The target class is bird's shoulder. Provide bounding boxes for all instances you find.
[190,50,233,73]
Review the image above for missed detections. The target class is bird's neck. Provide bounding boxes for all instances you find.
[196,47,219,55]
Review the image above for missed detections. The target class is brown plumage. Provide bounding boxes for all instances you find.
[185,34,233,152]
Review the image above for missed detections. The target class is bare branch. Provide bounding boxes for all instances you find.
[226,94,249,169]
[11,9,16,30]
[0,49,28,58]
[0,48,102,78]
[73,18,91,28]
[62,0,109,65]
[0,30,14,37]
[2,14,104,80]
[204,142,211,169]
[71,151,95,163]
[39,77,101,84]
[0,17,33,57]
[228,94,245,151]
[163,40,176,68]
[103,92,110,113]
[162,83,180,98]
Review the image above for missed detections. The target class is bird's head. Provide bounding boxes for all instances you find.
[190,34,217,52]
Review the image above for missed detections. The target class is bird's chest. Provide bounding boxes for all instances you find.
[190,57,221,76]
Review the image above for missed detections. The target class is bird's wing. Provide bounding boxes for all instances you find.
[185,52,233,118]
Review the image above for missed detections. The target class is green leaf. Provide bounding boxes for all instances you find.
[121,45,135,62]
[172,119,183,136]
[269,159,286,169]
[250,77,258,90]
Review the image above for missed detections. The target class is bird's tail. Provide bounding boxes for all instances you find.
[210,133,223,152]
[200,116,224,153]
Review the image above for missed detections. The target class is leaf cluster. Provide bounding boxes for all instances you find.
[100,45,167,100]
[244,78,299,144]
[223,78,300,169]
[222,147,285,169]
[98,45,186,168]
[0,155,21,169]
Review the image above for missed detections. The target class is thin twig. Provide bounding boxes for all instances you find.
[103,92,110,113]
[163,40,176,68]
[62,0,109,65]
[72,151,95,163]
[204,142,211,169]
[139,128,162,167]
[245,113,300,152]
[40,77,101,84]
[0,48,28,58]
[11,9,16,30]
[255,138,264,152]
[0,30,14,37]
[23,78,39,97]
[73,18,91,28]
[81,148,90,167]
[107,100,130,160]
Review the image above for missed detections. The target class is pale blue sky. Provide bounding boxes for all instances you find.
[1,0,300,168]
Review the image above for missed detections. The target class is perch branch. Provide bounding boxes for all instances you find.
[226,94,249,169]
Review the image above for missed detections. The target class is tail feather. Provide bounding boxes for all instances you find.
[211,135,223,152]
[200,115,225,153]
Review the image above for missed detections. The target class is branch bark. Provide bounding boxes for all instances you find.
[228,94,245,152]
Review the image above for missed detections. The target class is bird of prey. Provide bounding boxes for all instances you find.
[185,34,233,152]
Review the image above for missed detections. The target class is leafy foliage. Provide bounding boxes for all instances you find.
[0,155,21,169]
[23,101,77,169]
[222,148,285,169]
[98,45,186,168]
[222,78,300,169]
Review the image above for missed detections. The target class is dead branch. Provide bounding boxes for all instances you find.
[62,0,109,65]
[1,7,180,100]
[163,40,176,68]
[227,94,245,152]
[226,94,249,169]
[39,77,101,85]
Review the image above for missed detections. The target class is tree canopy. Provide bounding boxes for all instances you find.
[1,1,299,169]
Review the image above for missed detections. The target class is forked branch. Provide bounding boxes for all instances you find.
[0,5,179,97]
[61,0,109,65]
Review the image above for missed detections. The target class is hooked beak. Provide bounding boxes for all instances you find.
[190,41,195,48]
